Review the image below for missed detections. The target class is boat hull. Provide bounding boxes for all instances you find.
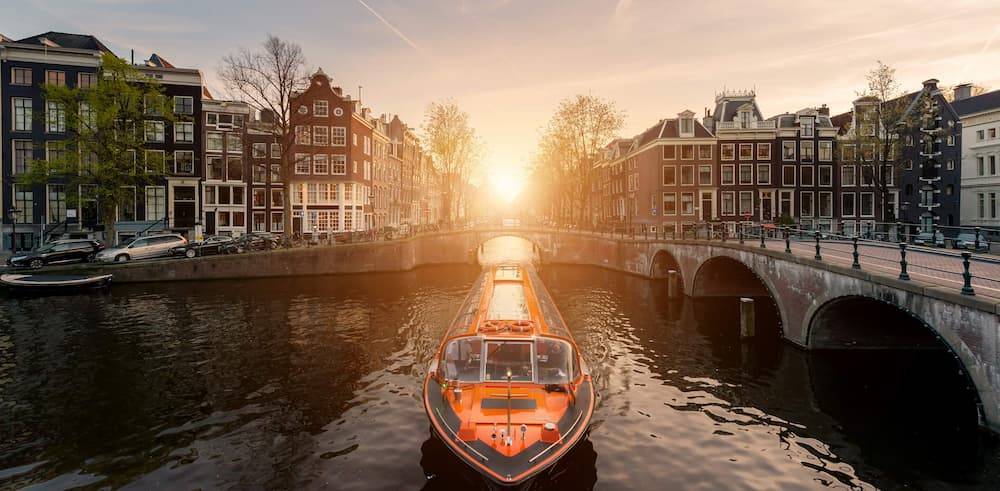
[0,274,113,293]
[423,375,595,487]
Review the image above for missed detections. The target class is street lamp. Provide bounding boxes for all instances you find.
[8,207,22,252]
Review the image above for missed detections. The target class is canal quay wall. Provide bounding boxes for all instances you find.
[38,227,1000,431]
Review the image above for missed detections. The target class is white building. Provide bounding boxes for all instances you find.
[953,85,1000,231]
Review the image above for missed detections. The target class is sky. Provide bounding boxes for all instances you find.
[4,0,1000,189]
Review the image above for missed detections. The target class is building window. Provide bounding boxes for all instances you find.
[782,141,796,161]
[680,166,695,186]
[947,135,955,146]
[818,192,833,217]
[680,193,695,215]
[207,156,224,180]
[991,156,998,175]
[145,187,165,221]
[800,141,814,163]
[779,190,793,218]
[206,132,223,152]
[861,144,875,161]
[842,193,856,217]
[45,70,66,86]
[46,101,66,133]
[698,165,712,185]
[738,143,753,161]
[332,154,347,175]
[737,164,753,185]
[841,144,856,162]
[13,185,34,223]
[364,136,371,155]
[145,150,165,173]
[721,191,735,216]
[13,140,33,174]
[295,154,311,174]
[12,98,32,132]
[270,164,282,182]
[252,163,267,183]
[801,117,814,137]
[271,189,284,209]
[757,164,771,185]
[818,141,833,161]
[252,143,267,158]
[757,143,771,161]
[739,191,754,216]
[680,118,694,135]
[721,164,735,185]
[78,72,96,88]
[978,156,985,176]
[662,165,676,186]
[662,193,677,215]
[860,192,874,217]
[174,122,194,143]
[782,165,795,186]
[721,143,735,161]
[313,154,330,174]
[227,134,242,153]
[680,145,694,160]
[253,188,266,208]
[800,191,814,217]
[353,133,358,146]
[227,157,243,181]
[173,96,194,115]
[314,126,329,146]
[663,145,676,160]
[253,212,267,232]
[332,127,347,146]
[841,165,856,187]
[11,67,31,85]
[801,166,815,187]
[977,130,985,141]
[47,185,66,223]
[174,151,195,174]
[144,121,165,142]
[698,145,712,160]
[296,125,311,145]
[946,159,955,170]
[118,187,136,221]
[314,100,329,117]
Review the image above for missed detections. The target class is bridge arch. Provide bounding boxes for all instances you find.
[649,248,683,281]
[475,232,546,265]
[806,294,986,430]
[690,254,786,337]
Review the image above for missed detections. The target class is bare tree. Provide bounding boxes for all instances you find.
[422,100,483,224]
[219,35,309,235]
[843,61,909,222]
[536,95,624,225]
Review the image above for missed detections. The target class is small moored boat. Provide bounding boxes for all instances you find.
[0,273,113,292]
[424,263,595,486]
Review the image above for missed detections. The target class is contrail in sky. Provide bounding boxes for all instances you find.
[355,0,426,56]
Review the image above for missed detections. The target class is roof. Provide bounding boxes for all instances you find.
[145,53,175,69]
[767,111,834,129]
[952,89,1000,117]
[714,95,764,124]
[14,31,112,53]
[0,33,12,43]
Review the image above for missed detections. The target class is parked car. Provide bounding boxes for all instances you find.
[6,239,104,269]
[221,232,279,254]
[953,232,990,252]
[913,232,945,248]
[171,235,235,258]
[95,234,187,263]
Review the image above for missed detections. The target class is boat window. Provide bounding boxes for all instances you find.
[536,338,573,384]
[494,266,521,281]
[485,341,533,382]
[487,283,530,320]
[442,337,482,382]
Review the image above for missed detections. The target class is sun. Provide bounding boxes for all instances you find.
[489,169,526,202]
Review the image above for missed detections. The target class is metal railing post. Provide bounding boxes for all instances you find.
[760,225,766,248]
[738,223,744,245]
[931,224,938,247]
[784,227,792,254]
[975,227,982,251]
[814,231,822,260]
[898,243,910,280]
[852,236,861,269]
[721,224,727,242]
[961,252,975,296]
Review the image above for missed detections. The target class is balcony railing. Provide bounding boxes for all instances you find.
[716,120,777,130]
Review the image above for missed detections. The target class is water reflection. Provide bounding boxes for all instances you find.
[0,257,995,489]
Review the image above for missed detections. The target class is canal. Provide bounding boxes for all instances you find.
[0,237,997,489]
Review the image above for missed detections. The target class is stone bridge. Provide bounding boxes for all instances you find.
[456,227,1000,431]
[50,226,1000,430]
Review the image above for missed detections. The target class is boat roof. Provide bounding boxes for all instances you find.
[446,264,571,339]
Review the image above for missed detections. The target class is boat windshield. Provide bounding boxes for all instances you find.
[486,283,530,320]
[485,341,533,382]
[536,337,573,384]
[442,337,482,382]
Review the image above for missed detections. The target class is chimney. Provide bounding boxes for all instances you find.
[818,104,830,116]
[923,78,939,91]
[702,107,714,132]
[954,83,973,101]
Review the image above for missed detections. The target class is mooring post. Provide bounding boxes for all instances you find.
[961,252,975,296]
[740,297,755,339]
[667,270,680,298]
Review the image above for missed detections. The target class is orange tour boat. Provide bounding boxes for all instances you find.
[423,263,595,486]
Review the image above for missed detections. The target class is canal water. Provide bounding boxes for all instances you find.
[0,237,997,489]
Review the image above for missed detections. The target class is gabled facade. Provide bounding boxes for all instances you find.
[201,97,250,236]
[246,111,283,234]
[770,107,839,232]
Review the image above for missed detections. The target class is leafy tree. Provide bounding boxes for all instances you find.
[219,35,309,236]
[20,52,174,245]
[422,100,483,223]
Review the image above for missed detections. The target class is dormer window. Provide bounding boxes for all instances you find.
[739,109,751,128]
[801,117,814,138]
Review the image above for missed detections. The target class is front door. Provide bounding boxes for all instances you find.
[173,186,197,228]
[205,212,216,235]
[700,192,713,221]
